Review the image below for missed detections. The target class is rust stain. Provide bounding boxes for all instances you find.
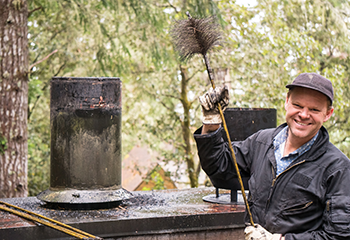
[0,212,35,229]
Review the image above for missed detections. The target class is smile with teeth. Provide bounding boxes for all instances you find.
[295,120,310,126]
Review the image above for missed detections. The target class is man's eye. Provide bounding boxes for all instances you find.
[293,104,301,108]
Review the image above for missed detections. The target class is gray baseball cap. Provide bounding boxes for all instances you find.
[286,73,334,104]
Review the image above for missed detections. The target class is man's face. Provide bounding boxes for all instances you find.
[285,87,334,146]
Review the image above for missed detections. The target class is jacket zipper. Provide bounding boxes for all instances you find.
[326,200,330,212]
[266,160,306,211]
[271,160,306,187]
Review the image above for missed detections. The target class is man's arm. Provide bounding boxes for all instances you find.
[201,124,220,134]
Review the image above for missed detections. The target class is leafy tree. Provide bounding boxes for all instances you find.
[252,0,350,154]
[93,1,225,188]
[15,0,350,196]
[218,0,350,155]
[25,0,225,194]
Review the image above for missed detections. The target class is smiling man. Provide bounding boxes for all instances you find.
[194,73,350,240]
[284,74,334,154]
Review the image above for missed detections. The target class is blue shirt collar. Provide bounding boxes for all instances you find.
[273,126,319,156]
[273,126,319,175]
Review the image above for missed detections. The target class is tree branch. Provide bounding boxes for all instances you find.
[161,93,181,101]
[28,7,42,18]
[29,49,58,71]
[186,69,200,84]
[334,136,350,145]
[195,161,202,177]
[152,1,179,13]
[28,62,66,120]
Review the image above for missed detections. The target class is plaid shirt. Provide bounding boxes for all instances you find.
[273,126,318,176]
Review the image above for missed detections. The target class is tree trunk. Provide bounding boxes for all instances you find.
[180,66,198,188]
[0,0,28,198]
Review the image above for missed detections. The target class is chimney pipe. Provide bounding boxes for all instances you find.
[37,77,132,208]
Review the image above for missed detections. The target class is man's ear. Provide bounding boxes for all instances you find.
[324,107,334,122]
[284,94,290,111]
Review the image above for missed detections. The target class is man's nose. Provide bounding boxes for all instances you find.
[299,108,310,118]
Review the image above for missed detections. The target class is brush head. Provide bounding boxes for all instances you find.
[170,12,223,61]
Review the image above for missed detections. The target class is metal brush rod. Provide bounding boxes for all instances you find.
[0,201,101,239]
[203,54,254,226]
[170,11,255,226]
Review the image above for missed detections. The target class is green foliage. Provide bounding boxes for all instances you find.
[0,134,7,155]
[27,130,50,196]
[26,0,350,195]
[26,0,219,194]
[27,83,50,196]
[142,166,165,191]
[252,0,350,155]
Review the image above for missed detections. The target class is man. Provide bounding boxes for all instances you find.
[194,73,350,240]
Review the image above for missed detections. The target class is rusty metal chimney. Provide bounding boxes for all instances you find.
[37,77,132,208]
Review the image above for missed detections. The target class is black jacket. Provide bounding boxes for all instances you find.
[194,123,350,240]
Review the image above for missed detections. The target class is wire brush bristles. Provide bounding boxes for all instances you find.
[170,13,223,61]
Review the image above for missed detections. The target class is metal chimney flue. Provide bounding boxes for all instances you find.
[37,77,132,208]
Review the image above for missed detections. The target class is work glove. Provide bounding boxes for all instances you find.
[198,85,229,124]
[245,224,282,240]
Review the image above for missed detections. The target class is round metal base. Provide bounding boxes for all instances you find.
[37,187,133,205]
[202,192,247,205]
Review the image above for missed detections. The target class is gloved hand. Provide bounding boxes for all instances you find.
[198,86,229,124]
[245,224,282,240]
